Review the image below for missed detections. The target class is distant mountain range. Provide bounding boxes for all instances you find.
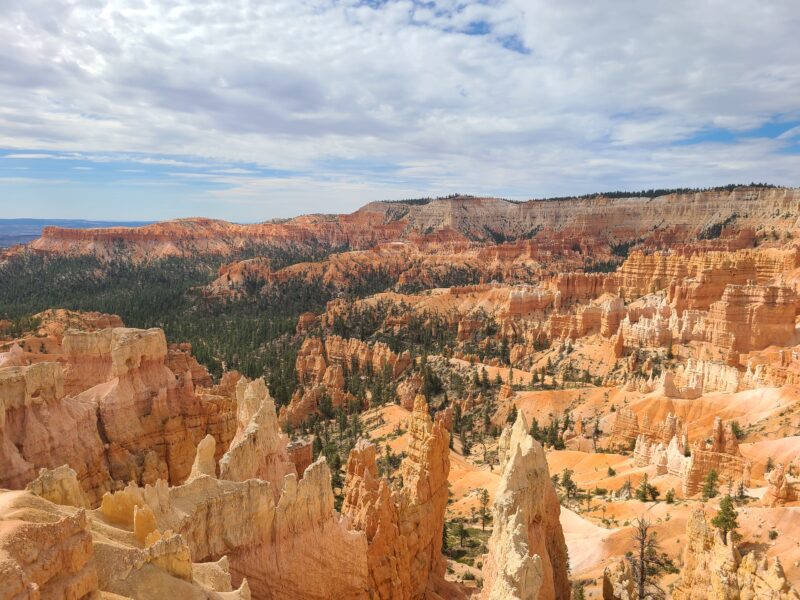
[0,219,151,248]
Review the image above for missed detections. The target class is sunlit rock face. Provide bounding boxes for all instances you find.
[480,412,570,600]
[341,395,454,600]
[0,322,238,507]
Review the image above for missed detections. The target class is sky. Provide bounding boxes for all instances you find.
[1,0,799,222]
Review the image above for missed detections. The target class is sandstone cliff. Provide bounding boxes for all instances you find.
[0,323,237,506]
[27,188,800,260]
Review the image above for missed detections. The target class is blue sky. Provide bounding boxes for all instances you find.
[1,0,799,221]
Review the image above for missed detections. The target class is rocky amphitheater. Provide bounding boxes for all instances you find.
[2,188,800,599]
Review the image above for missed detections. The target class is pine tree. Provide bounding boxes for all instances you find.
[454,519,467,547]
[478,488,490,531]
[702,469,719,500]
[628,517,676,600]
[507,405,518,424]
[529,417,541,441]
[561,468,577,498]
[711,495,739,545]
[736,480,746,500]
[571,581,586,600]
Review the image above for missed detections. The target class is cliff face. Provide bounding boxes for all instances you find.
[0,502,98,600]
[281,335,411,426]
[629,415,749,497]
[0,322,237,506]
[24,188,800,260]
[0,360,111,504]
[480,412,570,600]
[0,485,253,600]
[95,376,371,600]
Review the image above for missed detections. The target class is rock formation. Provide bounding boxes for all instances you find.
[25,464,90,508]
[0,487,253,600]
[602,559,635,600]
[631,416,749,497]
[671,506,800,599]
[762,463,799,507]
[89,376,370,599]
[282,334,410,426]
[27,188,800,260]
[682,417,751,497]
[0,322,238,506]
[480,411,570,600]
[341,395,455,599]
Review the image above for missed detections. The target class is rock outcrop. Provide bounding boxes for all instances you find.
[0,501,97,600]
[762,463,799,507]
[480,411,570,600]
[0,487,253,600]
[282,335,411,426]
[632,416,749,497]
[342,395,454,599]
[672,506,800,599]
[602,559,635,600]
[0,323,238,507]
[682,417,751,497]
[96,376,372,600]
[25,464,90,508]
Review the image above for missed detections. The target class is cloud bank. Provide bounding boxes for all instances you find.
[1,0,799,219]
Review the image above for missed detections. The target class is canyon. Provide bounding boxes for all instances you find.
[2,186,800,599]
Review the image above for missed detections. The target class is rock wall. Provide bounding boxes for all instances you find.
[0,502,97,600]
[682,417,751,497]
[0,324,238,506]
[30,188,800,259]
[98,376,371,600]
[0,360,111,505]
[282,335,411,426]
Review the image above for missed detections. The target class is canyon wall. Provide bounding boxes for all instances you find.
[26,188,800,260]
[0,323,238,506]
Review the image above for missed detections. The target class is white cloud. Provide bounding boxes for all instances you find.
[0,0,798,218]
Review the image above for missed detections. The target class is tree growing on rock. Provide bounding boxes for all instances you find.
[711,495,739,545]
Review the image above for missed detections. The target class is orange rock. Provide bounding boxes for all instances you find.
[341,395,454,599]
